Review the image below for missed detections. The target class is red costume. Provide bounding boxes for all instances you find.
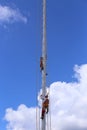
[40,57,44,71]
[41,95,49,119]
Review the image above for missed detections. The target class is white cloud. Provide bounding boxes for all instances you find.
[5,105,36,130]
[0,5,27,24]
[4,64,87,130]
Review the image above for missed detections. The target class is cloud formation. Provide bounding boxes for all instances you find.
[0,5,27,24]
[4,64,87,130]
[5,105,36,130]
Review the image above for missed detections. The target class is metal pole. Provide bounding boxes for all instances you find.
[41,0,47,129]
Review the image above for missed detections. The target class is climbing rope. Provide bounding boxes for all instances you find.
[35,35,41,130]
[47,87,52,130]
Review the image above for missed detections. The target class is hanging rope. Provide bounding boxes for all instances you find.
[46,112,49,130]
[35,32,41,130]
[39,109,40,130]
[36,68,41,130]
[49,102,52,130]
[48,87,52,130]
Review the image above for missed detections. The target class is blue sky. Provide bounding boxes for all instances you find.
[0,0,87,130]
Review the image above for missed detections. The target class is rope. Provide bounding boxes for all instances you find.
[39,107,41,130]
[49,104,52,130]
[36,64,41,130]
[48,87,52,130]
[36,107,37,130]
[47,113,49,130]
[35,27,41,130]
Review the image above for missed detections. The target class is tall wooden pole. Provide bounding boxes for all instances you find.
[41,0,47,129]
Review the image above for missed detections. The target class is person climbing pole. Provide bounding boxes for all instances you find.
[43,95,49,113]
[40,57,44,71]
[41,94,49,119]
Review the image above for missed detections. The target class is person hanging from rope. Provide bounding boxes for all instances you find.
[41,94,49,119]
[40,57,44,71]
